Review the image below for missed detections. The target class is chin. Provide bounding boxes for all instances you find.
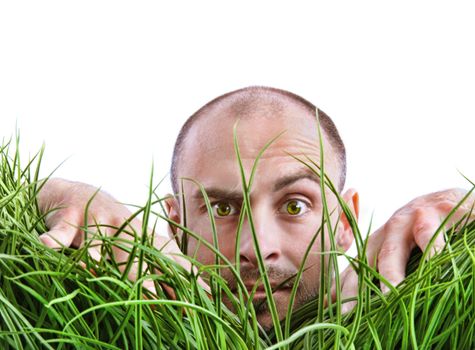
[256,313,275,333]
[255,286,318,332]
[252,289,290,332]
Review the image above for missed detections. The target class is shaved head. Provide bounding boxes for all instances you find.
[171,86,346,194]
[167,86,353,329]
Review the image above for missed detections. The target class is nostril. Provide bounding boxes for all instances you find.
[239,232,281,267]
[239,254,251,264]
[264,251,280,263]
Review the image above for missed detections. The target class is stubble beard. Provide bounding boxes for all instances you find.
[221,265,318,331]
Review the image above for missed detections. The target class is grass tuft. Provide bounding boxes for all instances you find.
[1,135,475,349]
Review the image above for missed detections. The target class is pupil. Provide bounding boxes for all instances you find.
[288,201,301,215]
[218,203,231,216]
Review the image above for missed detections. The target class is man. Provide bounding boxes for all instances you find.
[37,86,473,330]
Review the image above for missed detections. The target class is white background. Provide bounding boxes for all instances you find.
[1,1,474,234]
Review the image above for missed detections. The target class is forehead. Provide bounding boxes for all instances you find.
[178,103,340,190]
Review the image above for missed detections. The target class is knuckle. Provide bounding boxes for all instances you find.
[49,207,82,230]
[377,264,401,282]
[62,206,82,219]
[381,271,402,286]
[437,200,454,213]
[109,216,123,230]
[377,242,399,261]
[435,189,461,203]
[413,207,426,216]
[412,219,432,237]
[384,215,405,231]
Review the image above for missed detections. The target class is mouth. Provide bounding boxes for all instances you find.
[251,288,290,300]
[242,282,292,299]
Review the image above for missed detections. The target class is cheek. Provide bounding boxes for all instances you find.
[296,238,324,290]
[280,218,323,266]
[185,216,238,265]
[183,215,214,264]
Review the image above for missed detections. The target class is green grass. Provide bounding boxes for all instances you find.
[1,134,474,349]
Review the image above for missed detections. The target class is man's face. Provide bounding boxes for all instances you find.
[173,104,349,329]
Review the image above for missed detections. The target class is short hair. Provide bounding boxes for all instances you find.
[170,86,346,194]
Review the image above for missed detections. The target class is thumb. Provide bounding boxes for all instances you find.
[39,226,78,249]
[39,209,81,249]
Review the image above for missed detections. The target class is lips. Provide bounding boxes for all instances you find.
[242,282,291,295]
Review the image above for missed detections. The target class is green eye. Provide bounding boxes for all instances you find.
[213,202,234,217]
[283,199,308,216]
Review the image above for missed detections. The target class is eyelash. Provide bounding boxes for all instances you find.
[278,198,312,217]
[204,197,312,219]
[208,201,240,218]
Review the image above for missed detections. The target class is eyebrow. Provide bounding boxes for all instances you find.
[191,169,321,201]
[273,169,321,192]
[192,188,244,201]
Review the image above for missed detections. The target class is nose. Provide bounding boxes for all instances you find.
[239,214,282,268]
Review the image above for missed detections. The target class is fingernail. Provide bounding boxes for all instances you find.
[425,245,442,260]
[341,301,356,314]
[381,284,390,294]
[39,234,60,249]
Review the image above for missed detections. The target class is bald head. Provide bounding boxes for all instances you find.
[171,86,346,194]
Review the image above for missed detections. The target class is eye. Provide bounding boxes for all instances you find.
[212,201,238,217]
[280,199,310,216]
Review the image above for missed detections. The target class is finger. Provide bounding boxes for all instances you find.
[105,226,179,298]
[142,279,159,296]
[167,250,211,293]
[78,260,98,276]
[143,276,177,300]
[39,226,78,249]
[339,267,359,314]
[87,245,104,262]
[437,199,475,233]
[155,236,211,294]
[377,227,414,294]
[39,208,82,249]
[78,217,114,261]
[412,208,445,259]
[336,229,383,313]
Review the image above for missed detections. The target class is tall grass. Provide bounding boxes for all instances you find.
[0,137,263,349]
[1,134,474,349]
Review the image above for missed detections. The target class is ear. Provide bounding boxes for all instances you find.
[164,194,181,240]
[336,188,359,252]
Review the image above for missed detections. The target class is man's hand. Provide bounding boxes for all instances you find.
[38,178,140,261]
[339,188,474,312]
[37,178,200,295]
